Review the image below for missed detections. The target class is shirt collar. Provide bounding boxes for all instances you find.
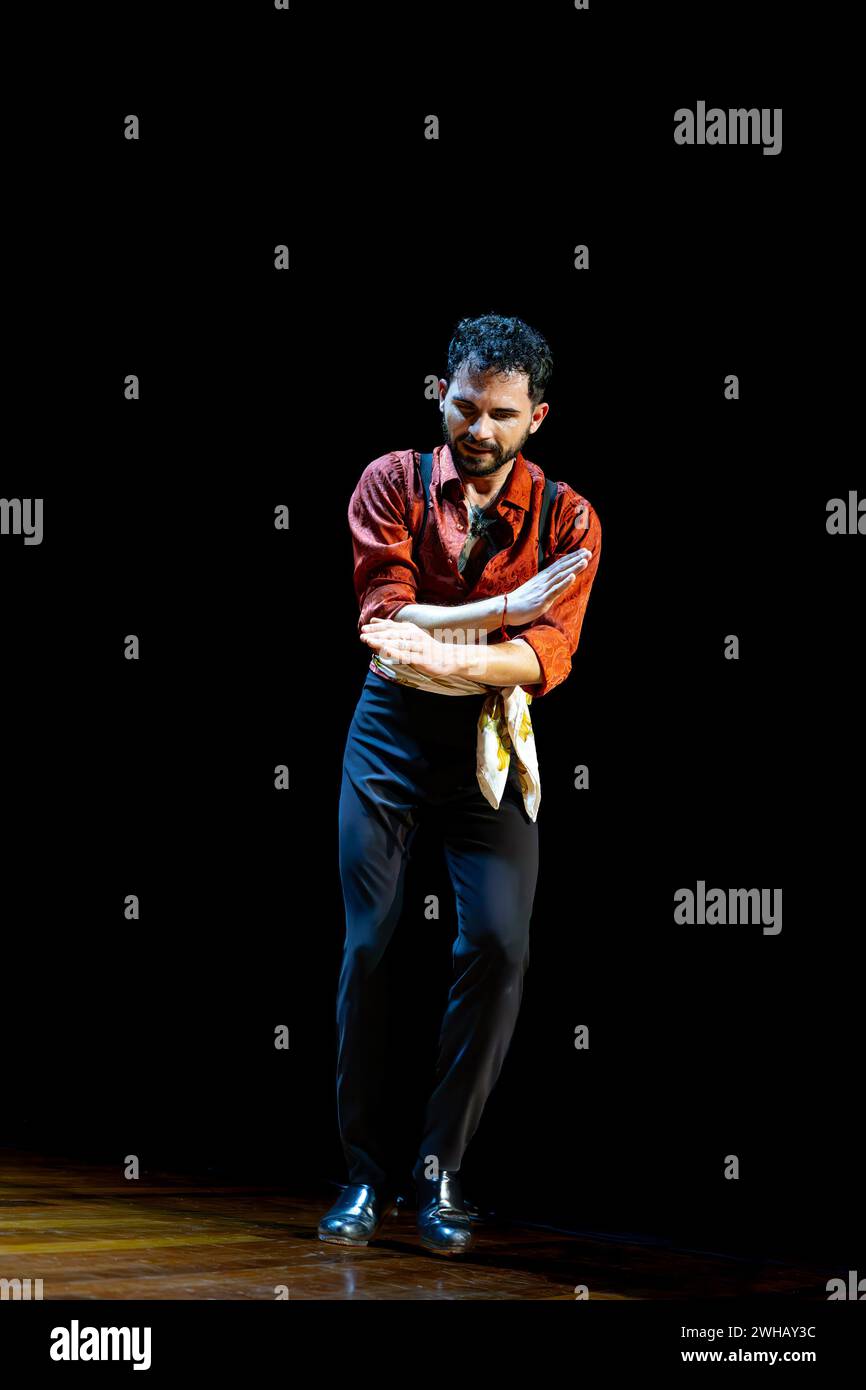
[438,443,532,512]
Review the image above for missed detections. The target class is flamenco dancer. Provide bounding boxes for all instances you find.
[319,314,601,1256]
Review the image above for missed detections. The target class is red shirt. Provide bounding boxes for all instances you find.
[348,444,602,699]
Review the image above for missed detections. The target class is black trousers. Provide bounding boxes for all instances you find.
[335,666,539,1190]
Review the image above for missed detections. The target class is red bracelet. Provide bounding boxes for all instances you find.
[499,592,508,640]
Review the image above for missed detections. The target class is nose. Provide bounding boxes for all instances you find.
[463,412,498,446]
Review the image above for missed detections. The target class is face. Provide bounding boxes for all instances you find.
[439,367,549,477]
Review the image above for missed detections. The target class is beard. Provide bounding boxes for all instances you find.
[439,414,534,477]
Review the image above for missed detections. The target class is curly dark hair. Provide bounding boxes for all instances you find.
[446,313,553,410]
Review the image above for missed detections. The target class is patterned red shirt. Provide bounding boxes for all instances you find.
[348,443,602,698]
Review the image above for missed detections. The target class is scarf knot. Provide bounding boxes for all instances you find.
[457,504,500,574]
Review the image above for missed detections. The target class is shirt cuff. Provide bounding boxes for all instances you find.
[513,627,570,699]
[358,584,416,631]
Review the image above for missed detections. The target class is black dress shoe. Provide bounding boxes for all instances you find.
[416,1170,474,1256]
[318,1183,401,1246]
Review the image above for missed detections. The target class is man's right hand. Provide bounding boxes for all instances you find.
[504,549,593,626]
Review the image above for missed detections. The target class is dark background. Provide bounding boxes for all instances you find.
[2,4,860,1269]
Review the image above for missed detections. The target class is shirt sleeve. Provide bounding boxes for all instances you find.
[348,453,419,633]
[511,485,602,699]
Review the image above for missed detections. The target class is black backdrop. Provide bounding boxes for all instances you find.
[2,3,860,1272]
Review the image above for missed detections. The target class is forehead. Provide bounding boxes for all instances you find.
[449,367,530,407]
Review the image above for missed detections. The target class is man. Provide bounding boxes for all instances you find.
[319,313,601,1256]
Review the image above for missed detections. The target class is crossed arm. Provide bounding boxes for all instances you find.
[391,596,507,634]
[362,611,543,688]
[388,595,541,685]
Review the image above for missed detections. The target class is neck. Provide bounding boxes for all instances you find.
[457,456,516,508]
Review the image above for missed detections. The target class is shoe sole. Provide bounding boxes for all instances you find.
[418,1236,474,1256]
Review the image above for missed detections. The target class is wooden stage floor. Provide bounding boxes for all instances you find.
[0,1151,837,1300]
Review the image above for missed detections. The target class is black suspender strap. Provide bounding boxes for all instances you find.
[412,449,558,569]
[411,451,434,562]
[537,475,558,568]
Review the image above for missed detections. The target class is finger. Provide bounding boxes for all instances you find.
[543,552,591,577]
[538,574,581,612]
[362,618,419,636]
[382,646,418,664]
[361,621,404,635]
[551,568,585,593]
[543,561,587,590]
[361,631,419,655]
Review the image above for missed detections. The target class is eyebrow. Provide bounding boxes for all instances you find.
[453,397,522,415]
